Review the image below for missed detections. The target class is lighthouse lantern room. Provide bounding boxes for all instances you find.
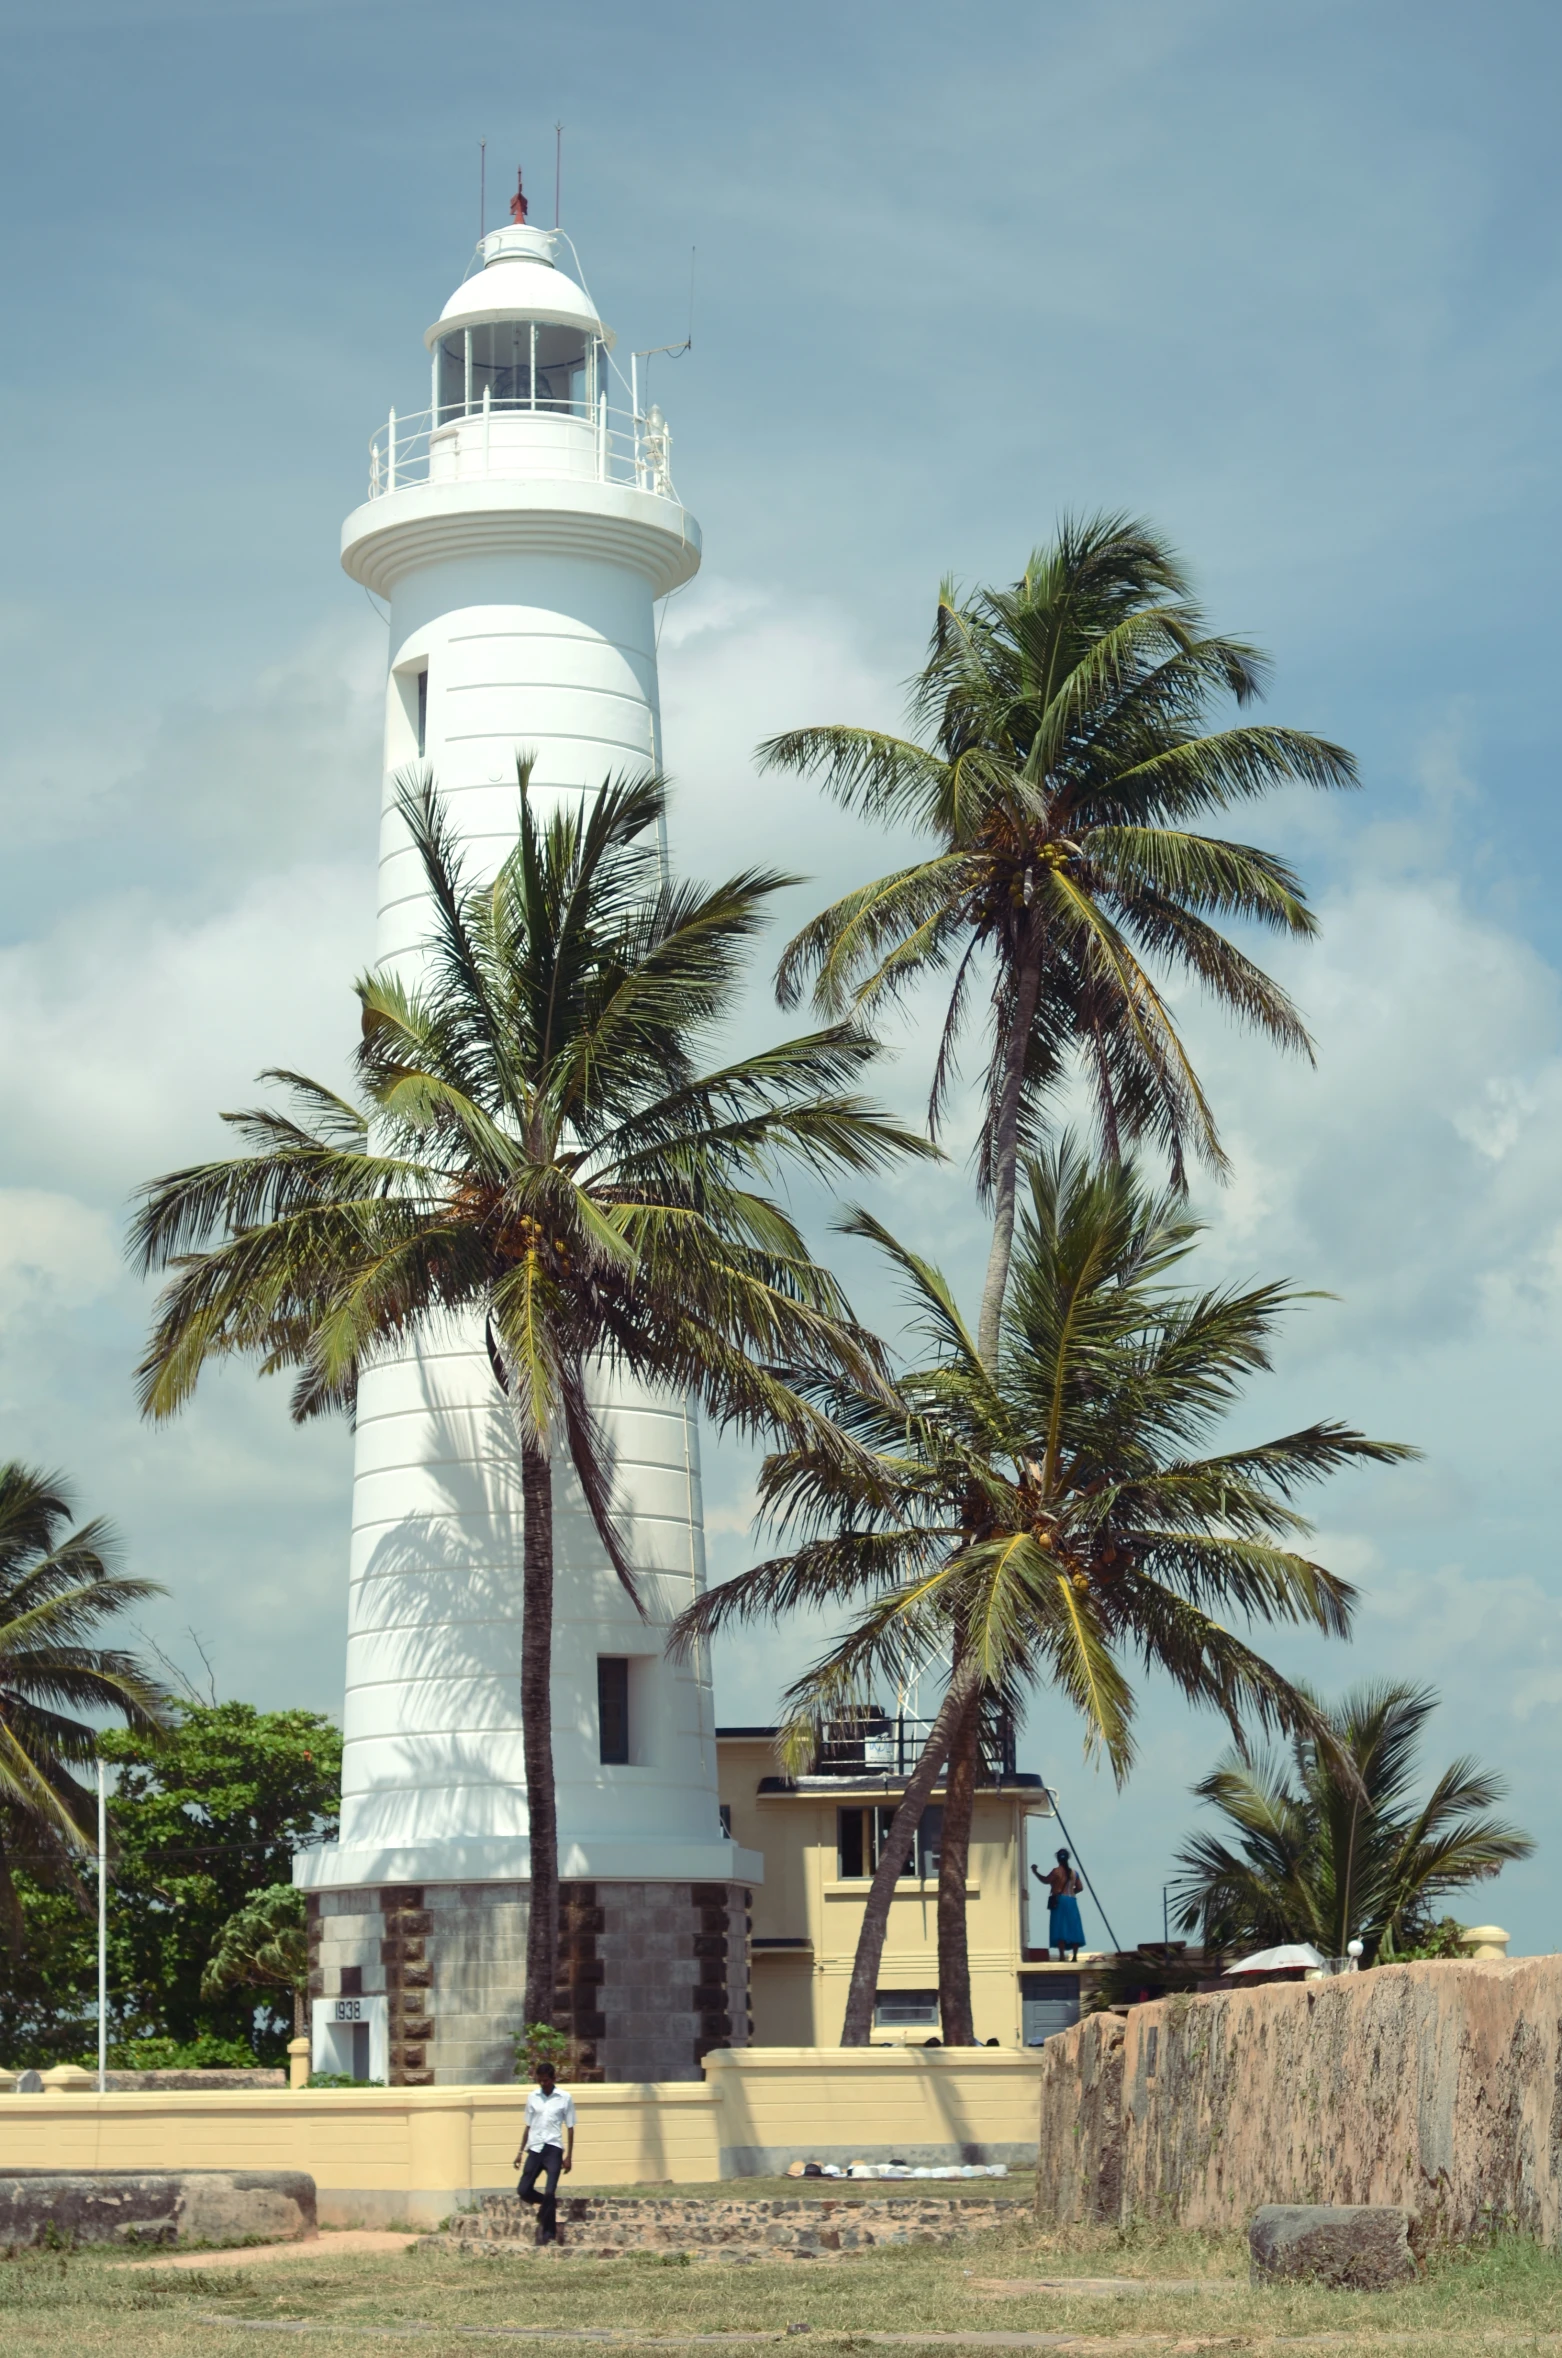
[296,182,759,2087]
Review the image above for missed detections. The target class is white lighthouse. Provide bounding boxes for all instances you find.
[297,183,760,2088]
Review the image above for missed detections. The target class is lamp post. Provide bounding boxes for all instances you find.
[96,1756,107,2094]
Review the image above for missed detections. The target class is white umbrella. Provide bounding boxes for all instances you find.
[1224,1942,1327,1976]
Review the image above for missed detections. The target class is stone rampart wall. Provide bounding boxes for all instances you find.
[1036,1958,1562,2243]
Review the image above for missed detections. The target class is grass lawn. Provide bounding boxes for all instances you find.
[6,2211,1562,2354]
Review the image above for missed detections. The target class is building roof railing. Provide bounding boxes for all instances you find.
[720,1712,1046,1792]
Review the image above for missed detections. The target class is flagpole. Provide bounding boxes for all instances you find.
[97,1757,107,2094]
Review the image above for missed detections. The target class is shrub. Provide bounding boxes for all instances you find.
[512,2021,570,2079]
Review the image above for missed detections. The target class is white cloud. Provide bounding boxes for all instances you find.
[0,1190,120,1316]
[0,860,374,1197]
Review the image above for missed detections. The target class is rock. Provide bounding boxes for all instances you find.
[0,2170,317,2250]
[1249,2204,1415,2289]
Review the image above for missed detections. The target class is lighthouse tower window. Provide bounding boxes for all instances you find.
[415,668,428,758]
[598,1656,631,1765]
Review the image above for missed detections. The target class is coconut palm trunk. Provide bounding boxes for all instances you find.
[519,1435,560,2027]
[976,938,1042,1368]
[838,1658,982,2046]
[935,1695,981,2044]
[964,935,1042,2011]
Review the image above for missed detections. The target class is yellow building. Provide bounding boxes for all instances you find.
[716,1724,1094,2050]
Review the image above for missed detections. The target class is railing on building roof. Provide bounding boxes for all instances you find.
[365,396,680,505]
[814,1708,1019,1785]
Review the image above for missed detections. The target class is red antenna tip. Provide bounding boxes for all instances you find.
[509,168,529,226]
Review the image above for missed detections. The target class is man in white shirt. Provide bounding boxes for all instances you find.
[512,2062,576,2245]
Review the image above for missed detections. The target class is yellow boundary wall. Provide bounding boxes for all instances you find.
[0,2049,1040,2228]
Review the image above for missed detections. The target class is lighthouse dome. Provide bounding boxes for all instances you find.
[425,226,612,348]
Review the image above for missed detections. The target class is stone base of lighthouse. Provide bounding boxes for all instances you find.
[307,1878,753,2086]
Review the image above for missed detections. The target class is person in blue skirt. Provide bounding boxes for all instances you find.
[1035,1849,1085,1959]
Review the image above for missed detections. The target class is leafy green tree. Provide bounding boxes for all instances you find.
[0,1701,340,2063]
[1170,1682,1533,1962]
[677,1146,1410,2042]
[0,1462,168,1950]
[131,768,925,2025]
[764,513,1357,1365]
[0,1875,103,2066]
[201,1883,308,2036]
[102,1702,340,2053]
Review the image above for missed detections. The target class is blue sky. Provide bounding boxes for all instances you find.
[3,0,1561,1956]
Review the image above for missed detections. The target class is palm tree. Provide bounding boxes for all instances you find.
[1171,1682,1532,1962]
[201,1883,308,2039]
[764,513,1358,1365]
[674,1145,1412,2043]
[131,767,928,2027]
[0,1463,169,1951]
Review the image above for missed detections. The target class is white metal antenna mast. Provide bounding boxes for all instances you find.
[632,249,697,418]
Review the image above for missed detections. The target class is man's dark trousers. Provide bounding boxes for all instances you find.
[518,2144,564,2240]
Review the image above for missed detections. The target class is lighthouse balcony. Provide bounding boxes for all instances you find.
[368,400,678,505]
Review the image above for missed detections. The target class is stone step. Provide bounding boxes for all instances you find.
[432,2192,1026,2261]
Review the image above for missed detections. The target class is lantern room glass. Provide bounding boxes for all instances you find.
[436,325,595,422]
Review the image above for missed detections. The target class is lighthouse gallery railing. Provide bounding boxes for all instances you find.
[366,397,679,505]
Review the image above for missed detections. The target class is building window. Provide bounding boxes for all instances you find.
[598,1656,630,1764]
[835,1805,942,1880]
[416,667,428,757]
[873,1988,940,2029]
[1019,1973,1081,2046]
[719,1803,733,1838]
[837,1805,924,1880]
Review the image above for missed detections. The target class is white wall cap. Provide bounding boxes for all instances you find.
[295,1835,764,1890]
[427,255,612,349]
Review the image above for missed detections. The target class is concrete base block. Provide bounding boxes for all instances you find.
[309,1878,752,2085]
[1250,2204,1415,2289]
[441,2190,1030,2257]
[0,2169,317,2250]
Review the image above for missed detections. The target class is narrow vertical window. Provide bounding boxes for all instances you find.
[598,1656,630,1765]
[416,668,428,758]
[837,1807,865,1879]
